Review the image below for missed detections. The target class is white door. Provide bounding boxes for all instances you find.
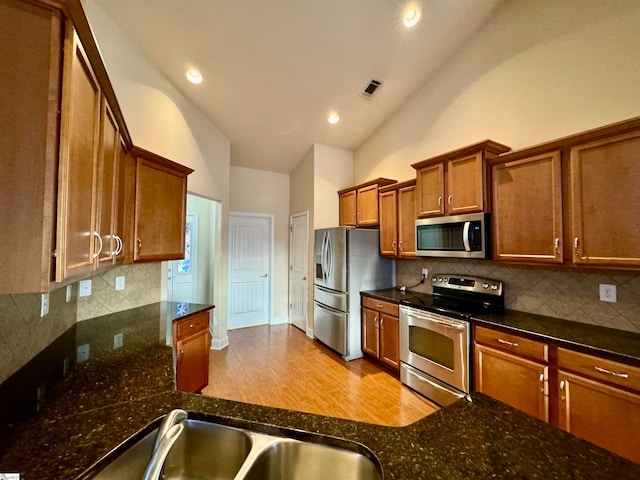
[289,212,308,333]
[228,214,271,329]
[168,213,198,303]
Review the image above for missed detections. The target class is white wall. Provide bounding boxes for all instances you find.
[354,0,640,182]
[83,0,232,342]
[313,144,353,229]
[230,166,290,324]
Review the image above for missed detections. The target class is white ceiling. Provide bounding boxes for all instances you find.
[94,0,503,174]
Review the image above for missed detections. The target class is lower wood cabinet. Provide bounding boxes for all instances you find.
[474,325,549,421]
[173,310,210,393]
[475,325,640,463]
[362,296,400,371]
[557,348,640,464]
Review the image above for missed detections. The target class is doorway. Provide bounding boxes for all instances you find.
[289,211,308,333]
[227,213,273,329]
[168,212,198,303]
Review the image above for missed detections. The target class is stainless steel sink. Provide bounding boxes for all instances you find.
[82,413,382,480]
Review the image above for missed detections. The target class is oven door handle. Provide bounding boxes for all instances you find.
[423,318,466,330]
[403,307,466,330]
[462,221,471,252]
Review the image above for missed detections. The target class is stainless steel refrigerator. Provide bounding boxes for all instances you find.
[313,227,394,360]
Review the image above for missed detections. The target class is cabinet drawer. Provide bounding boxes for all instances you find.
[175,311,209,340]
[558,348,640,392]
[475,325,548,363]
[362,296,399,317]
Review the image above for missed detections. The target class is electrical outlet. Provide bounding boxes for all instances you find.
[63,358,69,377]
[114,333,123,349]
[421,268,429,278]
[79,279,92,297]
[66,284,73,302]
[115,276,125,291]
[77,343,90,362]
[40,293,49,317]
[599,284,617,303]
[36,383,46,412]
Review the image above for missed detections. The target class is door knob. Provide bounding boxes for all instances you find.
[260,274,269,278]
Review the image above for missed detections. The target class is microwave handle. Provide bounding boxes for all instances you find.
[462,222,471,252]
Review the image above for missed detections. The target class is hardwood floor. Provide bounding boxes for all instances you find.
[201,324,438,426]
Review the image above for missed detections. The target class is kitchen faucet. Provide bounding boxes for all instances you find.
[141,409,188,480]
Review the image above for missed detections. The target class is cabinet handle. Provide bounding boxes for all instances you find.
[447,195,452,206]
[179,348,184,363]
[554,237,560,256]
[574,236,580,256]
[539,373,545,393]
[375,304,383,308]
[392,240,396,249]
[373,315,378,327]
[92,231,103,259]
[398,240,403,253]
[559,380,565,401]
[137,237,142,253]
[438,196,442,206]
[497,338,519,347]
[594,366,629,379]
[380,318,384,328]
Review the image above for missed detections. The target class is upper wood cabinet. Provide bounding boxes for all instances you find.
[490,151,563,264]
[378,180,417,257]
[411,141,510,218]
[132,147,193,262]
[338,178,396,227]
[570,130,640,267]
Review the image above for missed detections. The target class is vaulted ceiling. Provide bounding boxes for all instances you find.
[94,0,503,173]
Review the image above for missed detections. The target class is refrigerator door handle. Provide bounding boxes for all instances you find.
[314,300,344,315]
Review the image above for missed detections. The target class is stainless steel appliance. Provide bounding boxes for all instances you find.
[400,274,504,406]
[314,227,394,360]
[415,212,490,258]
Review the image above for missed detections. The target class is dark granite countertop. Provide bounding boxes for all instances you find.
[362,289,640,365]
[1,301,639,479]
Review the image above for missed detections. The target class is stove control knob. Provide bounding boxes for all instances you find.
[431,277,437,283]
[443,277,448,283]
[437,277,443,283]
[491,284,498,290]
[482,282,489,289]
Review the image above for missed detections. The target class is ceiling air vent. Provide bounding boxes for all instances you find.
[360,78,383,99]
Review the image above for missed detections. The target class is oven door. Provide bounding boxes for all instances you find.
[399,305,470,393]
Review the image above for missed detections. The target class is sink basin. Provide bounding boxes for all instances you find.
[81,414,382,480]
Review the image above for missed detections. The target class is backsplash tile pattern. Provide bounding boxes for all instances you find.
[0,286,76,385]
[396,259,640,334]
[76,263,162,320]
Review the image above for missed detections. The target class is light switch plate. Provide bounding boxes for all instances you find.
[115,276,125,291]
[599,284,617,303]
[79,279,92,297]
[40,293,49,317]
[77,343,90,362]
[114,333,123,349]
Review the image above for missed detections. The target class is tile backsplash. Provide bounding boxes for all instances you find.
[397,259,640,334]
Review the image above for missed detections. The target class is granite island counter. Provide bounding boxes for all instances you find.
[1,302,639,479]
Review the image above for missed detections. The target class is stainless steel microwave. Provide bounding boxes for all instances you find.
[415,212,490,258]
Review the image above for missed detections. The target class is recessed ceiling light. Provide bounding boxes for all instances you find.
[328,113,340,124]
[403,4,421,28]
[186,69,203,84]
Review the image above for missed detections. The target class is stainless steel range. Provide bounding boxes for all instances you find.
[399,274,504,406]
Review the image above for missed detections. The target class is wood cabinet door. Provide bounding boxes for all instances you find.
[570,131,640,266]
[357,184,379,226]
[447,153,484,214]
[492,152,563,264]
[0,1,62,294]
[134,158,187,261]
[114,142,134,264]
[362,307,379,358]
[397,185,416,257]
[474,343,549,421]
[379,313,399,370]
[339,190,357,226]
[558,370,640,464]
[379,190,397,256]
[96,100,119,267]
[56,31,101,281]
[416,164,445,217]
[176,329,210,393]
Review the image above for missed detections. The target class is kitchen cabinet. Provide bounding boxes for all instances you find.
[362,296,400,371]
[569,130,640,267]
[490,151,563,264]
[338,178,396,227]
[557,348,640,464]
[55,29,102,281]
[378,180,417,257]
[0,0,63,294]
[411,141,510,218]
[173,310,211,393]
[474,325,549,422]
